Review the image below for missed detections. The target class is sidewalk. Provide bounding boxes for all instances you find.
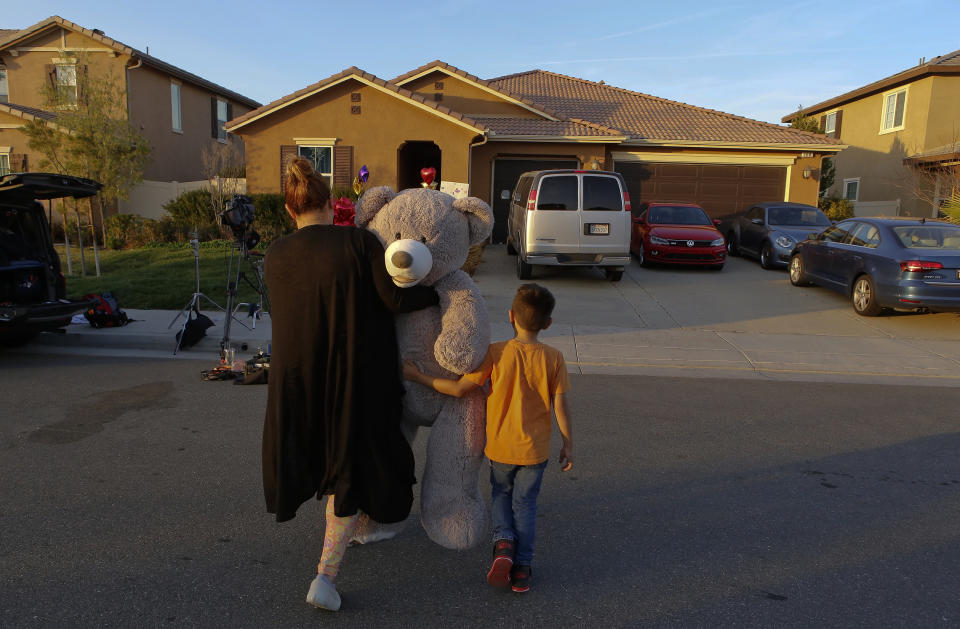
[25,246,960,387]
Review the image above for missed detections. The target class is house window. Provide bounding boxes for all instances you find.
[880,88,906,133]
[216,98,228,141]
[171,82,182,132]
[0,153,9,177]
[0,68,8,104]
[298,146,333,187]
[55,63,77,105]
[824,111,837,136]
[843,178,860,201]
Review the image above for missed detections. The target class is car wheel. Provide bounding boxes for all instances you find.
[789,254,811,286]
[852,274,882,316]
[760,242,775,269]
[604,268,623,281]
[517,253,533,280]
[506,238,517,256]
[726,233,739,256]
[636,242,651,267]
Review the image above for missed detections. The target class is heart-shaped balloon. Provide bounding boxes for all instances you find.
[420,167,436,186]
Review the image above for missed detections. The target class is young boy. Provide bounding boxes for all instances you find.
[403,283,573,593]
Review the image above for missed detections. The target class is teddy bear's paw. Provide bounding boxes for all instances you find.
[421,497,490,550]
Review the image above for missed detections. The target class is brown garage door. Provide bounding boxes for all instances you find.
[615,162,786,219]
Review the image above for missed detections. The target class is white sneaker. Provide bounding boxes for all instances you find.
[306,574,341,611]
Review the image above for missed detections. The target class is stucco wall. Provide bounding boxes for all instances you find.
[127,64,251,182]
[0,27,130,110]
[238,78,479,194]
[817,76,943,216]
[401,70,539,118]
[925,76,960,149]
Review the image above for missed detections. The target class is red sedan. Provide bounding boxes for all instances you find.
[630,202,726,270]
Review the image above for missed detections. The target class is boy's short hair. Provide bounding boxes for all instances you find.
[512,283,555,331]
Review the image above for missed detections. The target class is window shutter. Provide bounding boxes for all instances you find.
[79,65,89,105]
[45,64,56,88]
[833,110,843,140]
[333,145,353,189]
[211,97,218,138]
[280,145,297,194]
[226,102,233,125]
[10,153,27,172]
[819,115,826,133]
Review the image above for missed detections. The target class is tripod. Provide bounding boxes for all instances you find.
[220,235,270,357]
[169,228,224,354]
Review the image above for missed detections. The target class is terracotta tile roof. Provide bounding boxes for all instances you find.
[391,60,563,120]
[0,101,58,121]
[473,116,624,138]
[0,16,259,108]
[0,28,21,43]
[784,48,960,121]
[227,66,489,132]
[491,69,836,146]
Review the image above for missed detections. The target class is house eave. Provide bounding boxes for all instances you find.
[487,134,626,143]
[225,74,484,134]
[621,138,846,152]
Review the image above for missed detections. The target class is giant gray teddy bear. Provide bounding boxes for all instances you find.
[353,185,493,550]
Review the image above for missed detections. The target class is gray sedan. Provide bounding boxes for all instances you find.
[789,217,960,315]
[727,203,832,269]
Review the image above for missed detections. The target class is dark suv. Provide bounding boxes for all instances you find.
[1,172,102,344]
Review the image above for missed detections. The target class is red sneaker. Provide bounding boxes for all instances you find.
[511,565,531,593]
[486,540,514,588]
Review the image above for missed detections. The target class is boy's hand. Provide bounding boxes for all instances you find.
[559,445,573,472]
[401,360,420,382]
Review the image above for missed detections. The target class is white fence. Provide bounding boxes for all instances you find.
[852,199,900,217]
[118,178,246,220]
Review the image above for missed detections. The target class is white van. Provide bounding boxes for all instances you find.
[506,170,631,281]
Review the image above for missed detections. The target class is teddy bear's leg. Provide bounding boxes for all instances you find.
[420,388,489,550]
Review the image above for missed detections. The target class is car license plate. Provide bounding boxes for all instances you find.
[588,223,609,235]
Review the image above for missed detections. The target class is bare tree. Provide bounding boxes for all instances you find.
[902,137,960,222]
[201,142,246,222]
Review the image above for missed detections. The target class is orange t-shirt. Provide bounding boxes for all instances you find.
[464,339,570,465]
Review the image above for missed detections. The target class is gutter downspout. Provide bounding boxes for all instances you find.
[125,56,142,121]
[468,131,491,243]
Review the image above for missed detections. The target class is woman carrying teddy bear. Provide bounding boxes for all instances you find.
[261,157,438,611]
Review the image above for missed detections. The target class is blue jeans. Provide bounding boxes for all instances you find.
[489,459,547,566]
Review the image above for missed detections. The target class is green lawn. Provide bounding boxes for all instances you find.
[58,242,266,310]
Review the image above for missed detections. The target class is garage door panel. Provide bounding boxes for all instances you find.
[616,161,786,219]
[701,165,740,179]
[660,182,699,197]
[660,164,699,177]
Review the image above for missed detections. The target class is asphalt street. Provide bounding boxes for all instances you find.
[2,353,959,627]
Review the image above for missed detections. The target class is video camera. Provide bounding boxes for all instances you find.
[219,194,260,250]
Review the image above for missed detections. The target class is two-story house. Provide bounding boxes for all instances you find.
[783,49,960,218]
[0,16,260,219]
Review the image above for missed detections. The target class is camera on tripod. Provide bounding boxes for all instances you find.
[219,194,260,251]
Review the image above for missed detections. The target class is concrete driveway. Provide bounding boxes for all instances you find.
[476,245,960,386]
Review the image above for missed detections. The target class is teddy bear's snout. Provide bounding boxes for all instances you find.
[383,239,433,287]
[391,250,414,269]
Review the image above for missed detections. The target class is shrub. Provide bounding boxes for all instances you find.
[818,197,854,221]
[249,193,294,242]
[163,189,217,231]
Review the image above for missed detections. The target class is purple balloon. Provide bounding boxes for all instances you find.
[359,165,369,183]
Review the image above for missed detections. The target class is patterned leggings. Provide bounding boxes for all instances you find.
[318,495,359,581]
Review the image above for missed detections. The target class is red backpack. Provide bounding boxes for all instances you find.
[82,292,130,328]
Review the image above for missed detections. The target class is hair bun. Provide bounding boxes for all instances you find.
[288,157,313,182]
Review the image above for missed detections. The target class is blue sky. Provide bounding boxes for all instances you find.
[5,1,959,124]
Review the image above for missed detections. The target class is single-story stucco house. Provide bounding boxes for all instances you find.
[226,61,844,242]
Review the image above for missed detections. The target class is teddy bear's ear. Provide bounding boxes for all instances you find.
[354,186,396,227]
[452,196,493,246]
